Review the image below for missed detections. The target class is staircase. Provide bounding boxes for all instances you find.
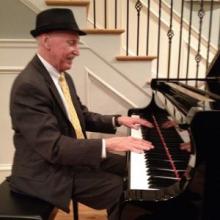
[43,0,156,122]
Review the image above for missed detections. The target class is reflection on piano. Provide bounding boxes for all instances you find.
[121,50,220,220]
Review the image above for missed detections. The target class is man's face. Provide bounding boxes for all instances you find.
[46,31,80,72]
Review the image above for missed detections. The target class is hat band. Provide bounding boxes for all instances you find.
[31,22,86,37]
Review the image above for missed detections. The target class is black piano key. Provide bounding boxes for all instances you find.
[142,127,184,144]
[147,158,187,169]
[173,162,188,170]
[147,151,188,161]
[146,152,168,160]
[178,171,186,177]
[146,159,173,169]
[147,145,187,157]
[149,176,178,188]
[150,169,176,177]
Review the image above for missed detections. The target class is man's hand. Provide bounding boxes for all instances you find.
[180,142,191,152]
[117,116,153,129]
[105,136,154,154]
[161,120,177,128]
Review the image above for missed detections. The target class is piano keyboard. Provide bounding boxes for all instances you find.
[130,125,151,190]
[129,114,190,190]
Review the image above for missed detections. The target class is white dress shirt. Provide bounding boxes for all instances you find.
[37,54,107,158]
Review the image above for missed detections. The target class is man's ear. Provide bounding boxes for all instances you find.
[43,34,51,50]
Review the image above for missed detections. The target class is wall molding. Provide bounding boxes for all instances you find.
[0,39,37,48]
[0,66,24,75]
[0,164,12,171]
[19,0,42,13]
[0,38,85,48]
[85,67,138,108]
[80,41,151,98]
[0,164,12,183]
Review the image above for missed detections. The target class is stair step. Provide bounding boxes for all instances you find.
[45,0,90,6]
[83,29,124,35]
[116,56,157,61]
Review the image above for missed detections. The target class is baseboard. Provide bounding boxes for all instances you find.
[0,164,12,183]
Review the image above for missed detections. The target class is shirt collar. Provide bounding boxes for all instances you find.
[37,54,60,81]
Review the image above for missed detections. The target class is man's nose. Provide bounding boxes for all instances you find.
[73,45,80,56]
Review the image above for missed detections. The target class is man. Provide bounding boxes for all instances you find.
[9,8,154,220]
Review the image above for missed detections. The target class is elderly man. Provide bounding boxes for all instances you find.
[9,8,153,220]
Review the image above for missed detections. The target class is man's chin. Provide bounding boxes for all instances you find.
[62,64,72,71]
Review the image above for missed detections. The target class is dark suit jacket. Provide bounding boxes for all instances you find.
[9,55,116,212]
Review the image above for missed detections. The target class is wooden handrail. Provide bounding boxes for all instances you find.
[45,0,90,7]
[116,56,157,61]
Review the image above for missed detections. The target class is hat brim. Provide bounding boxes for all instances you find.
[30,26,86,37]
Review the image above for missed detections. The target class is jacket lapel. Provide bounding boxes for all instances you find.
[31,56,86,135]
[31,56,69,121]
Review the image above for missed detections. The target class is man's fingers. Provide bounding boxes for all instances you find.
[130,137,154,151]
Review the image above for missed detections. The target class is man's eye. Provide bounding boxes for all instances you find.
[67,40,78,46]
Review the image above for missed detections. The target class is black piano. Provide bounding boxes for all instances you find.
[121,50,220,220]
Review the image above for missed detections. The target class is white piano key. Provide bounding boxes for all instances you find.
[130,151,150,190]
[130,115,151,190]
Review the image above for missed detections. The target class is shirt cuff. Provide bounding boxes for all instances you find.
[102,139,107,158]
[112,115,121,127]
[112,117,116,127]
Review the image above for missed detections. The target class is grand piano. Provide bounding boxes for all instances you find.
[121,49,220,220]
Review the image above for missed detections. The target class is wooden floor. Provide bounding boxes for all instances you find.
[54,202,147,220]
[55,203,107,220]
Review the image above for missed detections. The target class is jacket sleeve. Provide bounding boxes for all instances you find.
[10,80,102,167]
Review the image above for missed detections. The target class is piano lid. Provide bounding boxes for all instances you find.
[206,49,220,97]
[151,48,220,112]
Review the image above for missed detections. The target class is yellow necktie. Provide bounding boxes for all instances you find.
[59,73,84,139]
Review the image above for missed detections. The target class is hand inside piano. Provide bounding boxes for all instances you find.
[180,142,191,152]
[161,120,192,152]
[161,119,177,128]
[105,136,154,154]
[116,116,154,129]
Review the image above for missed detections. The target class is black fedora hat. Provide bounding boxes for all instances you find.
[30,8,86,37]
